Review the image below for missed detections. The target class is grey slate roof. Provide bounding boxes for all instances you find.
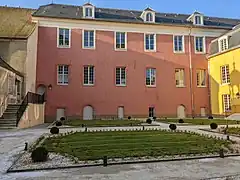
[209,25,240,56]
[33,4,240,29]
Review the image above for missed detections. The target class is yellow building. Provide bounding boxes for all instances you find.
[208,25,240,116]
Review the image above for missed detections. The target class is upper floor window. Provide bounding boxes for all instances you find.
[85,7,93,17]
[83,3,95,18]
[83,30,95,49]
[57,65,69,85]
[146,12,153,22]
[219,37,228,52]
[84,66,94,85]
[195,16,203,25]
[195,36,205,53]
[174,35,184,53]
[222,94,231,112]
[116,67,126,86]
[145,34,156,51]
[146,68,156,86]
[221,65,230,84]
[175,69,185,87]
[58,28,70,48]
[115,32,127,50]
[197,69,206,87]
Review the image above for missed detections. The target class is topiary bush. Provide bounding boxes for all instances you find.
[60,117,66,121]
[208,116,214,119]
[50,127,59,134]
[56,121,62,126]
[169,124,177,130]
[31,147,48,162]
[128,116,131,120]
[146,118,152,124]
[178,119,184,123]
[210,123,218,129]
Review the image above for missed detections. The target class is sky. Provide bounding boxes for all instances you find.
[0,0,239,19]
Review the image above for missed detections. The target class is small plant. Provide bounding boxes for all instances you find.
[31,147,48,162]
[60,117,66,121]
[146,118,152,124]
[210,123,218,129]
[169,124,177,130]
[128,116,131,120]
[208,116,214,119]
[56,121,62,126]
[178,119,184,123]
[50,127,59,134]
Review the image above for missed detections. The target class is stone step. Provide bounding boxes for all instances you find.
[1,113,17,118]
[0,119,16,123]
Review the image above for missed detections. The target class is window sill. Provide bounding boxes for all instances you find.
[57,83,68,86]
[221,83,230,86]
[115,48,127,51]
[197,86,207,88]
[195,51,206,54]
[144,49,156,52]
[83,47,95,50]
[57,46,70,49]
[83,84,94,86]
[116,84,126,87]
[174,51,185,54]
[146,85,156,88]
[176,85,186,88]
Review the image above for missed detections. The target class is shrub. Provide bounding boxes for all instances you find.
[31,147,48,162]
[50,127,59,134]
[169,124,177,130]
[210,123,218,129]
[178,119,184,123]
[60,117,66,121]
[56,121,62,126]
[208,116,214,119]
[128,116,131,120]
[146,118,152,124]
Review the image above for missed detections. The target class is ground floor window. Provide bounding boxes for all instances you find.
[222,94,231,112]
[149,107,155,117]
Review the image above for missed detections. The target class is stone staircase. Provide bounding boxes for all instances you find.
[0,104,20,128]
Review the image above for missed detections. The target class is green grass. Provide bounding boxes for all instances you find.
[63,120,142,127]
[226,127,240,135]
[157,118,239,125]
[42,130,230,161]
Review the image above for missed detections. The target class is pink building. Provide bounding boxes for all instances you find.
[32,3,239,122]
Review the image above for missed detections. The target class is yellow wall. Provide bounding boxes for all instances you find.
[209,48,240,115]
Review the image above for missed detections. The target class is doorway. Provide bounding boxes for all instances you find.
[118,106,124,119]
[177,105,186,119]
[56,108,65,121]
[83,105,93,120]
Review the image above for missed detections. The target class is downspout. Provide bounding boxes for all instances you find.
[207,58,212,116]
[188,26,195,117]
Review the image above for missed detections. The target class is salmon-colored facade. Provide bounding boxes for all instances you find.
[36,25,215,121]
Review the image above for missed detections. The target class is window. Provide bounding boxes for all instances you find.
[222,94,231,112]
[146,68,156,86]
[197,69,206,87]
[8,74,15,95]
[194,15,203,25]
[116,67,126,86]
[83,30,95,49]
[57,65,69,85]
[221,65,230,84]
[146,12,153,22]
[175,69,185,87]
[58,28,70,47]
[145,34,156,51]
[115,32,126,50]
[84,66,94,85]
[174,35,184,52]
[195,36,205,53]
[219,38,228,52]
[149,107,155,117]
[85,7,93,17]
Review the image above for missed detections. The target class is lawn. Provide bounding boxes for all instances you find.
[63,119,142,127]
[157,118,239,125]
[42,130,230,161]
[226,127,240,135]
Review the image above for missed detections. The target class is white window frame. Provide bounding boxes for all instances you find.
[83,5,95,18]
[144,33,156,52]
[83,65,95,86]
[218,37,228,52]
[173,35,185,53]
[146,68,156,87]
[115,32,127,51]
[194,36,206,54]
[57,28,71,48]
[175,69,185,87]
[115,67,126,86]
[222,94,231,112]
[82,30,96,49]
[145,12,154,22]
[196,69,207,87]
[221,65,230,85]
[194,15,204,25]
[57,65,69,85]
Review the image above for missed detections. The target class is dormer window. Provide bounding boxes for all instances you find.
[219,37,228,52]
[187,11,204,26]
[141,7,155,23]
[83,2,95,18]
[146,12,153,22]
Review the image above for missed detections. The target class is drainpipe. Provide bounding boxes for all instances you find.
[188,26,195,117]
[207,59,212,117]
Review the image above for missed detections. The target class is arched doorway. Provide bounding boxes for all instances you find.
[118,106,124,119]
[36,85,46,95]
[83,105,93,120]
[177,105,186,119]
